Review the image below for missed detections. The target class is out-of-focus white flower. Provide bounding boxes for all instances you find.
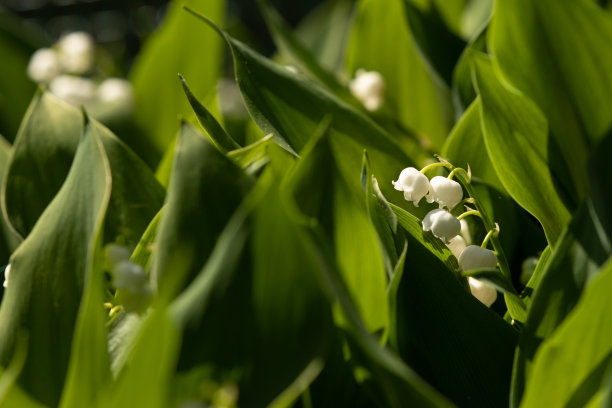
[105,244,132,267]
[349,69,385,111]
[27,48,62,83]
[458,245,498,270]
[97,78,134,108]
[521,256,538,286]
[112,260,147,293]
[468,277,497,307]
[392,167,431,206]
[57,31,95,74]
[427,176,463,210]
[3,264,11,288]
[422,208,461,243]
[49,75,96,106]
[447,235,466,258]
[285,65,298,74]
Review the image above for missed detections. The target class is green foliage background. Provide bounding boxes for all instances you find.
[0,0,612,407]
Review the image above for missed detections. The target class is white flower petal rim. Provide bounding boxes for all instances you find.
[468,277,497,307]
[3,264,11,288]
[392,167,430,206]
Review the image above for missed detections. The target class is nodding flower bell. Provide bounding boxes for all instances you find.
[422,208,461,243]
[27,48,62,83]
[349,69,385,111]
[57,31,95,74]
[3,264,11,288]
[468,277,497,307]
[458,245,498,271]
[112,261,148,293]
[49,75,96,106]
[392,167,431,206]
[428,176,463,210]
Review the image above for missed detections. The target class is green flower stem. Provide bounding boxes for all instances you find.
[451,167,527,321]
[457,210,483,221]
[447,167,462,180]
[481,228,496,249]
[419,162,452,174]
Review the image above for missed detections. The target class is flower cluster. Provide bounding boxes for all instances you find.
[393,164,499,307]
[27,31,134,111]
[349,69,386,112]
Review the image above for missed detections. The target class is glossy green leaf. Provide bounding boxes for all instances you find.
[185,7,416,212]
[0,123,111,407]
[511,201,612,406]
[227,134,273,173]
[346,0,453,150]
[521,260,612,407]
[59,126,112,408]
[402,0,466,86]
[442,98,503,191]
[179,75,240,153]
[130,0,224,156]
[472,53,571,245]
[2,92,82,241]
[393,221,518,407]
[257,0,351,100]
[0,135,12,263]
[104,310,180,408]
[152,122,253,302]
[490,0,612,199]
[285,129,389,333]
[451,26,486,114]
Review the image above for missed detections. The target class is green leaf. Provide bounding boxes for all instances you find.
[0,122,111,407]
[402,0,466,86]
[392,222,519,407]
[520,260,612,407]
[0,135,13,263]
[389,203,458,273]
[346,0,453,150]
[104,310,180,408]
[129,0,224,156]
[471,52,571,245]
[2,92,82,240]
[179,74,240,153]
[184,7,417,214]
[227,134,273,173]
[257,0,352,100]
[285,129,389,333]
[59,125,112,408]
[511,201,612,407]
[490,0,612,200]
[442,98,503,191]
[152,122,253,302]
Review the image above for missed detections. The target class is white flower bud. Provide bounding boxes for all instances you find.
[458,245,498,270]
[3,264,11,288]
[446,235,466,259]
[112,260,147,293]
[105,244,132,267]
[392,167,431,206]
[97,78,134,108]
[57,31,95,74]
[427,176,463,210]
[422,208,461,243]
[349,69,385,111]
[49,75,96,106]
[468,277,497,307]
[27,48,62,83]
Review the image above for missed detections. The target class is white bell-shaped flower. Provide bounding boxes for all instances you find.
[349,69,385,111]
[97,78,134,107]
[27,48,62,83]
[392,167,431,206]
[458,245,498,271]
[112,260,148,293]
[3,264,11,288]
[446,235,466,259]
[57,31,95,74]
[468,277,497,307]
[422,208,461,243]
[428,176,463,210]
[49,75,96,106]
